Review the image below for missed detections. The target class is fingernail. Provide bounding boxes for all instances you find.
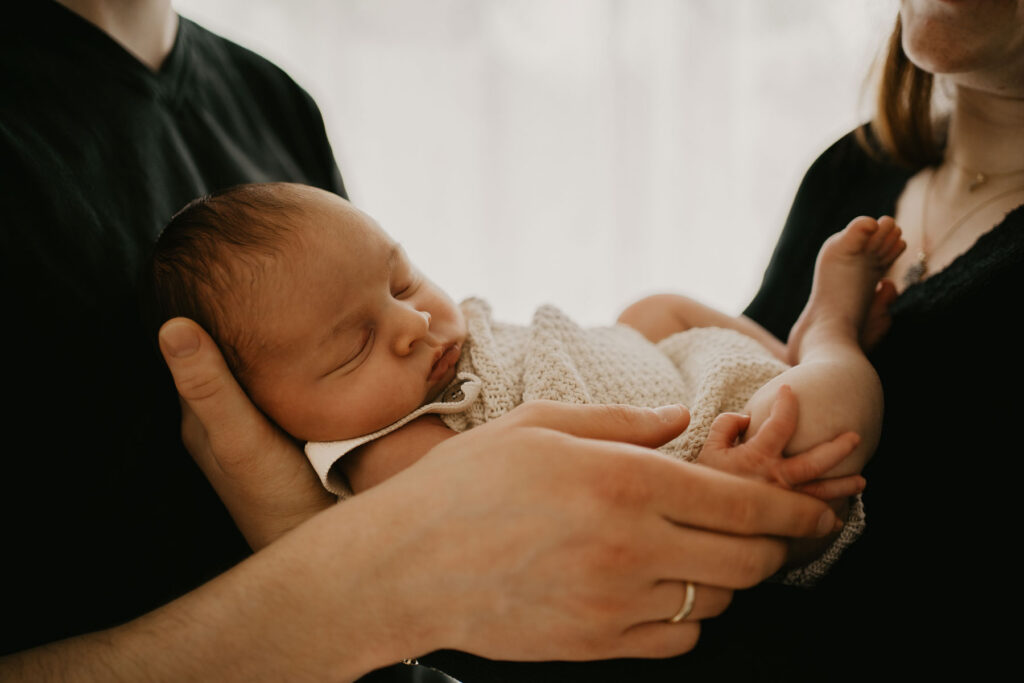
[655,404,685,422]
[817,510,840,537]
[160,321,200,358]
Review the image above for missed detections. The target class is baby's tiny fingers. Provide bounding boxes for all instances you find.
[795,475,866,501]
[777,432,860,485]
[749,385,799,455]
[704,413,750,451]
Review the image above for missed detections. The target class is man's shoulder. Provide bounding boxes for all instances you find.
[180,17,314,105]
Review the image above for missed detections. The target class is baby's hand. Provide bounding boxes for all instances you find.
[696,386,865,502]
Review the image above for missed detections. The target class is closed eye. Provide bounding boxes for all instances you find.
[322,328,374,378]
[392,269,421,299]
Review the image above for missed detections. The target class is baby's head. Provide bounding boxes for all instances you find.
[149,182,466,442]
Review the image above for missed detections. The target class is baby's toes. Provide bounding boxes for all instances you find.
[865,215,898,256]
[870,218,905,267]
[880,229,907,267]
[835,216,879,255]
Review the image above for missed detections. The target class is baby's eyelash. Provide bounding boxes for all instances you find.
[324,329,374,377]
[392,271,420,298]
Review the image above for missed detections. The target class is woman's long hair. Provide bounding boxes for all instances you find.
[858,15,944,167]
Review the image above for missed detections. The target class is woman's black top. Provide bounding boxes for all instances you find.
[738,127,1024,674]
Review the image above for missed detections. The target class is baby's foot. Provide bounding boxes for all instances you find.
[860,278,899,352]
[788,216,905,362]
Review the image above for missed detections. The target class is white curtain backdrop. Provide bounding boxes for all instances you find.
[175,0,895,325]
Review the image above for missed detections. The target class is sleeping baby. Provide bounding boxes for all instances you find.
[148,183,904,567]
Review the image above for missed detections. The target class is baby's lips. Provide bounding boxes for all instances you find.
[428,343,461,383]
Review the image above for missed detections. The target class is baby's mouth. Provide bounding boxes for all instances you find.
[428,343,461,384]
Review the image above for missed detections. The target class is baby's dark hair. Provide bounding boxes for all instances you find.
[145,182,310,381]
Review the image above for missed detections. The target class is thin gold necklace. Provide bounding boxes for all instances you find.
[949,157,1024,192]
[903,167,1024,288]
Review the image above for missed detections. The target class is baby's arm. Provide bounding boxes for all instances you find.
[618,293,789,362]
[340,415,457,493]
[697,385,865,501]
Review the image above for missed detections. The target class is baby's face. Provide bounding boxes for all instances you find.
[242,190,467,442]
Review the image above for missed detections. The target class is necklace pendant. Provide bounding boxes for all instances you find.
[903,252,927,288]
[968,172,987,192]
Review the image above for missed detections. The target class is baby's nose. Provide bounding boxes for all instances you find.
[393,308,431,355]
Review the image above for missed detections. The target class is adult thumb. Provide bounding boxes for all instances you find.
[158,317,332,548]
[158,317,273,469]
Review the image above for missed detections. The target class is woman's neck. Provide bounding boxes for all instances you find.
[56,0,178,71]
[945,86,1024,175]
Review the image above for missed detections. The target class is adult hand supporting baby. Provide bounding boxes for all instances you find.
[396,400,841,662]
[159,317,335,550]
[158,317,839,674]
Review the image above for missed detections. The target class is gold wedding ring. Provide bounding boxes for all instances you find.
[667,581,697,623]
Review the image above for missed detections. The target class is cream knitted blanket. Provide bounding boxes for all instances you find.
[441,298,789,462]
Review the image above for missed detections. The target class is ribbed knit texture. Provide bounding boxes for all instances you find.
[441,298,788,462]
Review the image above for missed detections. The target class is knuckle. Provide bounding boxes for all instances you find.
[707,588,734,617]
[639,622,702,659]
[727,553,761,588]
[725,495,761,534]
[589,538,640,574]
[729,539,783,587]
[590,462,651,509]
[176,371,224,402]
[576,631,614,659]
[578,586,631,624]
[574,527,645,576]
[557,590,625,644]
[604,403,651,432]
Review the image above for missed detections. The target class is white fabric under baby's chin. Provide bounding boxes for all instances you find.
[440,298,789,463]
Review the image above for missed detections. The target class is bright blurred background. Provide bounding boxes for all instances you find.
[175,0,895,325]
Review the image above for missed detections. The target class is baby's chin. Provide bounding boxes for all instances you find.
[288,396,433,444]
[426,366,460,403]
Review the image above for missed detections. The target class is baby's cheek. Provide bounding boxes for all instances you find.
[353,385,426,434]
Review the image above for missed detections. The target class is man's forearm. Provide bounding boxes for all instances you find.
[1,499,431,682]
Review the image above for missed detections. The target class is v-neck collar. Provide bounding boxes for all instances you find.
[34,1,193,104]
[848,145,1022,312]
[893,199,1024,311]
